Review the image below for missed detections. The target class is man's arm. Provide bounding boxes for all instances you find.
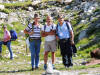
[70,30,74,44]
[48,30,56,35]
[41,31,48,37]
[24,29,29,34]
[24,29,33,35]
[41,30,56,37]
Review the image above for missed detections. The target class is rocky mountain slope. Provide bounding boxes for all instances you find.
[0,0,100,50]
[0,1,100,75]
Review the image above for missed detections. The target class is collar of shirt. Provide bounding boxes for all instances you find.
[46,24,53,27]
[34,25,41,28]
[58,21,66,27]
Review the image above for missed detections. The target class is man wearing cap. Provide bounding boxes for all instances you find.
[24,14,42,70]
[0,25,13,59]
[56,14,74,68]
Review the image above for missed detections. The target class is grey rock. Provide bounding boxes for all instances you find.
[8,12,19,24]
[0,12,8,18]
[0,4,5,10]
[18,30,25,36]
[65,5,71,10]
[42,70,61,75]
[47,1,56,5]
[78,29,87,40]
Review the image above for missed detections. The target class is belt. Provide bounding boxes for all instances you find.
[59,38,70,43]
[29,37,41,41]
[59,38,70,41]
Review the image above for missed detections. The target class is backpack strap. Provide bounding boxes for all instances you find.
[44,25,46,32]
[56,24,59,36]
[32,24,34,31]
[66,22,70,32]
[31,22,35,31]
[51,25,53,30]
[56,22,73,36]
[66,21,73,32]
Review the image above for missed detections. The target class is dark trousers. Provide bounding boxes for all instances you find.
[59,38,73,67]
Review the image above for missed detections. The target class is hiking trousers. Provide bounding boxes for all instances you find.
[0,41,3,53]
[29,39,41,68]
[59,38,73,67]
[0,41,13,59]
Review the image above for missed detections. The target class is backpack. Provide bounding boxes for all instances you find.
[56,21,73,37]
[10,30,17,41]
[56,21,77,53]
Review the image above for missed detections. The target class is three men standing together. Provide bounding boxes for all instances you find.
[24,13,75,70]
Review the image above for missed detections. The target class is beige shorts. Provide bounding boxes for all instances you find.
[44,40,57,52]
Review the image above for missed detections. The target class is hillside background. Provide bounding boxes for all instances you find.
[0,0,100,75]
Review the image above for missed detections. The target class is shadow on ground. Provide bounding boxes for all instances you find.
[0,69,32,73]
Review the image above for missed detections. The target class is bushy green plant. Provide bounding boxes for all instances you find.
[71,19,77,25]
[0,8,12,14]
[11,22,25,33]
[93,8,100,13]
[2,1,31,9]
[0,28,3,39]
[91,18,98,23]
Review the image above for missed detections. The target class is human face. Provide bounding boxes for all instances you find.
[46,16,52,25]
[58,18,64,24]
[34,18,40,23]
[3,27,6,31]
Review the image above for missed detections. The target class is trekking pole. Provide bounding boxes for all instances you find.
[17,11,30,54]
[25,17,30,54]
[26,44,28,55]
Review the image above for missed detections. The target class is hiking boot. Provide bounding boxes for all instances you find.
[44,64,47,70]
[35,67,39,70]
[10,57,13,60]
[70,63,73,66]
[52,64,55,69]
[65,66,69,69]
[32,68,34,71]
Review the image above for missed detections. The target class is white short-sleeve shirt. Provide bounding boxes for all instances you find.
[42,24,56,41]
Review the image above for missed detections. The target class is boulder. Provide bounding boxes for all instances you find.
[18,30,25,36]
[0,12,8,18]
[28,7,33,11]
[78,29,87,40]
[0,0,3,3]
[8,12,19,24]
[47,1,57,5]
[65,5,71,9]
[90,48,100,59]
[0,4,5,10]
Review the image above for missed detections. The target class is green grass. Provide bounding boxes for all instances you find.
[2,1,31,8]
[77,44,100,59]
[42,0,57,2]
[11,22,25,33]
[0,1,32,13]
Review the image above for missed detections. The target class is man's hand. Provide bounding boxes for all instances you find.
[28,31,34,35]
[71,40,74,45]
[73,53,77,57]
[41,31,48,37]
[48,30,55,35]
[56,36,59,40]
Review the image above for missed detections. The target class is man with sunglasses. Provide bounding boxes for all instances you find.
[56,14,74,68]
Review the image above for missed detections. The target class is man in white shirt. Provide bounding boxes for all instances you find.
[41,16,56,70]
